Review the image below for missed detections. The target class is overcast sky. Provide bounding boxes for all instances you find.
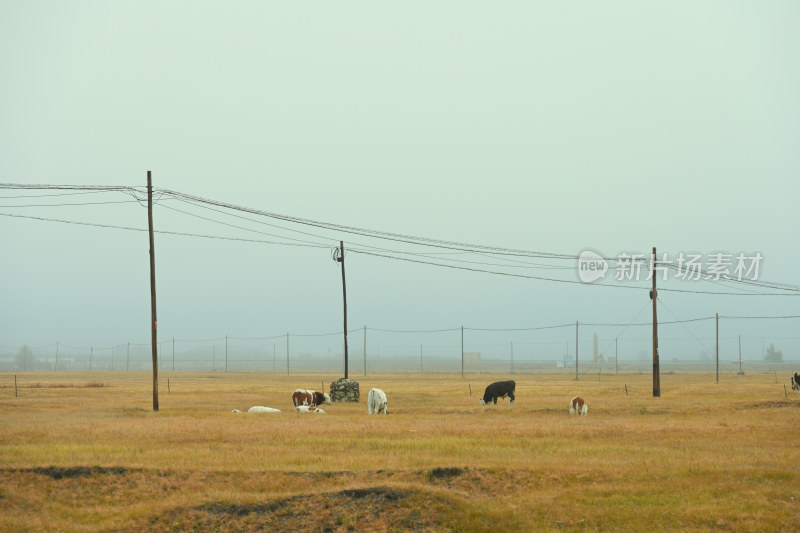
[1,2,798,363]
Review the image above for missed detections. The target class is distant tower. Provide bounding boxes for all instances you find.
[592,333,603,363]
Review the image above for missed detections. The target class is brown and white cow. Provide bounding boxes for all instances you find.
[791,373,800,394]
[292,389,331,407]
[569,396,588,416]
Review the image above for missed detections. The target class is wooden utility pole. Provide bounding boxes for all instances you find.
[286,333,290,376]
[126,342,130,372]
[461,325,464,377]
[615,337,618,374]
[147,170,159,411]
[575,321,579,381]
[336,241,349,379]
[55,341,59,371]
[715,313,719,384]
[510,342,514,373]
[172,337,175,372]
[652,246,660,397]
[363,325,367,376]
[225,335,228,373]
[738,335,744,375]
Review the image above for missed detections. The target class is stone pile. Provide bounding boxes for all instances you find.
[330,378,360,402]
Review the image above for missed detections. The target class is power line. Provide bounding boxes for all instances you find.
[465,323,575,332]
[157,188,579,260]
[0,200,140,208]
[3,183,798,296]
[0,212,330,249]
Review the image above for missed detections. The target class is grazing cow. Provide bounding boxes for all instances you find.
[292,389,331,407]
[295,405,326,414]
[569,396,588,416]
[791,373,800,394]
[232,406,281,414]
[480,380,516,405]
[367,388,388,415]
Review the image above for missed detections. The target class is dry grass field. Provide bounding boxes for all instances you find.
[1,370,798,532]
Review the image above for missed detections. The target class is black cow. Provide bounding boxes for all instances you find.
[480,380,516,405]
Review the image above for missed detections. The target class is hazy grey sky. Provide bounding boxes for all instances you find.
[1,2,798,361]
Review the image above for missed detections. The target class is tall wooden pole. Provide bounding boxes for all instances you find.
[715,313,719,384]
[615,337,618,374]
[172,337,175,372]
[363,325,367,376]
[461,325,464,377]
[55,341,59,371]
[337,241,349,379]
[147,170,159,411]
[738,335,743,375]
[286,333,290,376]
[575,321,579,381]
[652,246,661,397]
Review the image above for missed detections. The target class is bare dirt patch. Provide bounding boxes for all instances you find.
[13,466,129,480]
[141,486,455,532]
[428,466,466,480]
[749,400,799,409]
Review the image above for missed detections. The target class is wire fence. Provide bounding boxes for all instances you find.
[2,315,798,375]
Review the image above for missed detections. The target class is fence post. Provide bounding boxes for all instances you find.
[715,313,719,384]
[461,326,464,377]
[363,325,367,376]
[575,321,579,381]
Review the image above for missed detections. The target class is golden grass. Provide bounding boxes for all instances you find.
[1,371,798,531]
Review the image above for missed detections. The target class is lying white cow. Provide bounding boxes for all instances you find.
[367,388,388,415]
[232,406,281,413]
[295,405,326,414]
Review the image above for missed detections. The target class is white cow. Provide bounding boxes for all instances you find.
[368,388,388,415]
[295,405,326,414]
[232,406,281,413]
